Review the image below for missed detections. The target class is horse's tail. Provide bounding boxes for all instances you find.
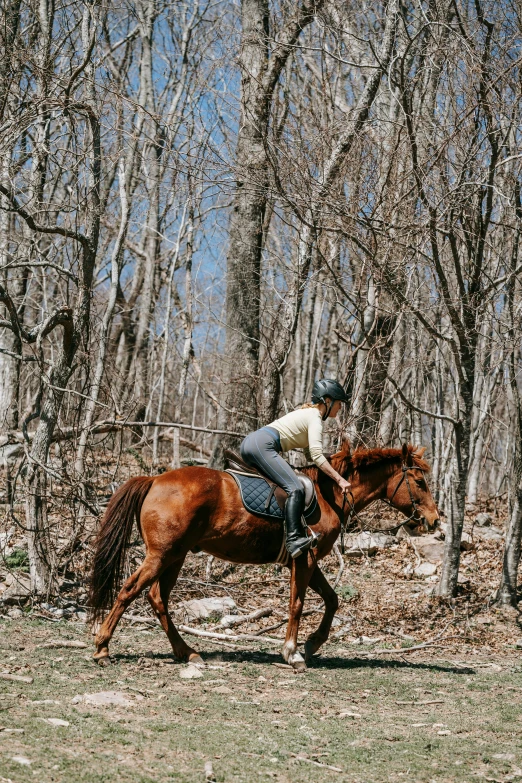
[88,476,154,625]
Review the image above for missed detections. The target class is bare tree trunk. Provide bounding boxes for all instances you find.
[212,0,325,464]
[498,464,522,606]
[152,205,188,466]
[0,0,22,428]
[378,317,404,444]
[497,190,522,606]
[171,202,194,469]
[221,0,269,436]
[347,273,377,442]
[129,0,162,420]
[436,418,471,597]
[75,156,131,476]
[0,167,20,431]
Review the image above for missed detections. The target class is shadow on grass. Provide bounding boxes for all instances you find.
[112,647,474,675]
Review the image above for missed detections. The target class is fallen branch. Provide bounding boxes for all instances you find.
[95,419,245,437]
[178,624,282,645]
[396,699,444,706]
[290,754,343,773]
[351,635,458,656]
[331,623,352,640]
[38,640,88,649]
[159,429,211,456]
[5,424,212,456]
[220,608,272,628]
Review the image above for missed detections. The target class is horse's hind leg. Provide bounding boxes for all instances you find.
[147,559,204,667]
[94,554,165,663]
[303,566,339,662]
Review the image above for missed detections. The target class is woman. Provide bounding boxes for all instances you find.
[240,379,352,559]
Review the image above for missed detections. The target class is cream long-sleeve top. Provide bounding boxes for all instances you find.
[268,407,327,467]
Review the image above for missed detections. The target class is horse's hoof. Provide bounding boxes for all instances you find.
[93,648,110,665]
[188,653,205,668]
[304,641,315,662]
[284,646,307,672]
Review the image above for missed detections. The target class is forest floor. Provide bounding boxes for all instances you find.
[1,482,521,782]
[2,501,522,783]
[1,616,522,783]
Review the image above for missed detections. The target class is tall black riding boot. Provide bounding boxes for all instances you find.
[284,488,312,559]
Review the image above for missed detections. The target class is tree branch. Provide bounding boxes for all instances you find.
[388,377,460,426]
[0,184,89,247]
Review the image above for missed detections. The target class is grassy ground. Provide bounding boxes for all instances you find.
[1,617,522,783]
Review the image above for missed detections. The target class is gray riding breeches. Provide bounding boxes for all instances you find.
[240,427,302,495]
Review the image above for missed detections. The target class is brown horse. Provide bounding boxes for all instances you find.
[89,441,439,671]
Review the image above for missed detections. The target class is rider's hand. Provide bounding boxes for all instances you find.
[337,477,351,495]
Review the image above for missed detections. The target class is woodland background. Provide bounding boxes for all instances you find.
[0,0,521,604]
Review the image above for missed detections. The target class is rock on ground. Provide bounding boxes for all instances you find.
[345,532,396,557]
[175,596,237,622]
[414,561,438,577]
[475,526,503,542]
[0,572,31,605]
[411,535,444,564]
[71,691,143,707]
[179,665,204,679]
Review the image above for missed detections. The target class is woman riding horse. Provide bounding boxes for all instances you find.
[240,378,352,559]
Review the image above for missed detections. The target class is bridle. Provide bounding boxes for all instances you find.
[339,462,429,555]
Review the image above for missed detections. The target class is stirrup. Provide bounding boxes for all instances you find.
[305,519,320,548]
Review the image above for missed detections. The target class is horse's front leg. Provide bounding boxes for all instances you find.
[282,555,316,672]
[303,566,339,662]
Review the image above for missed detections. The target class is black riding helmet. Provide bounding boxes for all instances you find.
[311,378,350,421]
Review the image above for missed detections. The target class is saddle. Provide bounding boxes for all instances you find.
[224,450,319,523]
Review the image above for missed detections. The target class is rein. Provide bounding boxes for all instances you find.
[339,462,428,554]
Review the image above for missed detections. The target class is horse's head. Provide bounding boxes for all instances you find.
[385,444,440,533]
[329,439,440,534]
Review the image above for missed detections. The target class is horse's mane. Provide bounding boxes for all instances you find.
[300,442,430,481]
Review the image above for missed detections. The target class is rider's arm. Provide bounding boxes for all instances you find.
[319,459,345,485]
[319,460,351,495]
[308,412,351,494]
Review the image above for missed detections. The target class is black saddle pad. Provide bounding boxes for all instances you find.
[227,472,317,522]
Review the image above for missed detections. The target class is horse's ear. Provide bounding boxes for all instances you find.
[341,436,351,455]
[401,443,413,465]
[414,446,426,458]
